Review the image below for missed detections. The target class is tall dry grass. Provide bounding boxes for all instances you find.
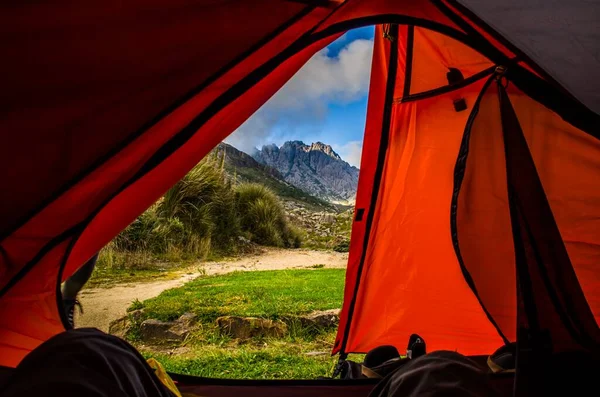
[99,150,301,269]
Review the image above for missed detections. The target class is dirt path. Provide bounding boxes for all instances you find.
[76,249,348,332]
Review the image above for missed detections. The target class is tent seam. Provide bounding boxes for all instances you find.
[338,23,400,356]
[449,74,511,346]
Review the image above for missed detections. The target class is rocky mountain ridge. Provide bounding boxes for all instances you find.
[253,141,359,203]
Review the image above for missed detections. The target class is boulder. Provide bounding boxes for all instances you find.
[299,309,340,329]
[216,316,287,339]
[108,316,130,339]
[139,313,197,344]
[177,312,197,327]
[108,309,144,339]
[321,214,335,223]
[140,320,180,343]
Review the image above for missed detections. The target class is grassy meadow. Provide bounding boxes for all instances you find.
[85,147,355,380]
[124,269,354,379]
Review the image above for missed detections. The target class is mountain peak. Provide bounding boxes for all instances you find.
[308,142,340,160]
[261,143,279,152]
[253,140,358,201]
[281,140,306,148]
[278,141,341,160]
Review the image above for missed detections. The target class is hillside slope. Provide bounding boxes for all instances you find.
[217,143,352,249]
[218,143,334,211]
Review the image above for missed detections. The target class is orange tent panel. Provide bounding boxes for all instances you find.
[1,0,598,368]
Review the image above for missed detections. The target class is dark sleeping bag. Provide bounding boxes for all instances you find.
[368,351,501,397]
[2,328,176,397]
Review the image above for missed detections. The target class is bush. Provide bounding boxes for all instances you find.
[113,207,161,252]
[158,159,240,255]
[283,225,303,249]
[107,158,238,262]
[102,155,302,268]
[332,239,350,253]
[235,184,301,248]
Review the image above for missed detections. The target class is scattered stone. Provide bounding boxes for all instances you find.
[298,309,340,329]
[140,320,187,343]
[177,312,197,327]
[216,316,287,339]
[321,214,335,223]
[236,236,259,254]
[129,309,145,323]
[108,316,130,339]
[139,312,197,344]
[108,309,144,339]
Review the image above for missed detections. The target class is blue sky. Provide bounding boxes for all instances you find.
[226,27,375,167]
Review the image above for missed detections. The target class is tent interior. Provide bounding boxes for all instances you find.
[1,1,599,396]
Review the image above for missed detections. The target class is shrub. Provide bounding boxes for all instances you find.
[332,239,350,253]
[235,184,301,248]
[283,225,303,249]
[102,155,302,267]
[113,207,161,252]
[154,159,240,258]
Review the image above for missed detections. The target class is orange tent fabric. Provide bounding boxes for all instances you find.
[0,0,598,370]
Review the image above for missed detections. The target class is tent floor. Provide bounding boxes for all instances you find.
[0,363,514,396]
[171,357,517,397]
[173,375,515,397]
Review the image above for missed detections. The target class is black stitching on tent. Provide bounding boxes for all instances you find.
[402,25,414,98]
[0,224,84,299]
[399,65,496,103]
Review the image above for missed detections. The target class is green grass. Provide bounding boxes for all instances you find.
[129,269,349,379]
[142,343,338,379]
[138,269,345,322]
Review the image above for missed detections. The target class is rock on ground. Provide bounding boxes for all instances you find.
[108,309,145,339]
[216,316,287,339]
[298,309,340,329]
[139,313,198,344]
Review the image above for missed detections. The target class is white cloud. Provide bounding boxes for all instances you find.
[275,38,374,106]
[225,38,374,153]
[333,140,363,168]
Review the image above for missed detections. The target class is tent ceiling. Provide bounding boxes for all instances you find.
[460,0,600,114]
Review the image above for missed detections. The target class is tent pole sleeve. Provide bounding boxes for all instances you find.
[449,74,510,345]
[339,23,400,355]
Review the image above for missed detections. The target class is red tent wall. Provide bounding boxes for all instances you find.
[335,24,505,355]
[1,0,598,368]
[0,0,464,368]
[334,18,600,357]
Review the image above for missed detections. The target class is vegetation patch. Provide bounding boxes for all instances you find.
[93,150,302,282]
[141,343,338,380]
[134,269,344,323]
[124,269,348,379]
